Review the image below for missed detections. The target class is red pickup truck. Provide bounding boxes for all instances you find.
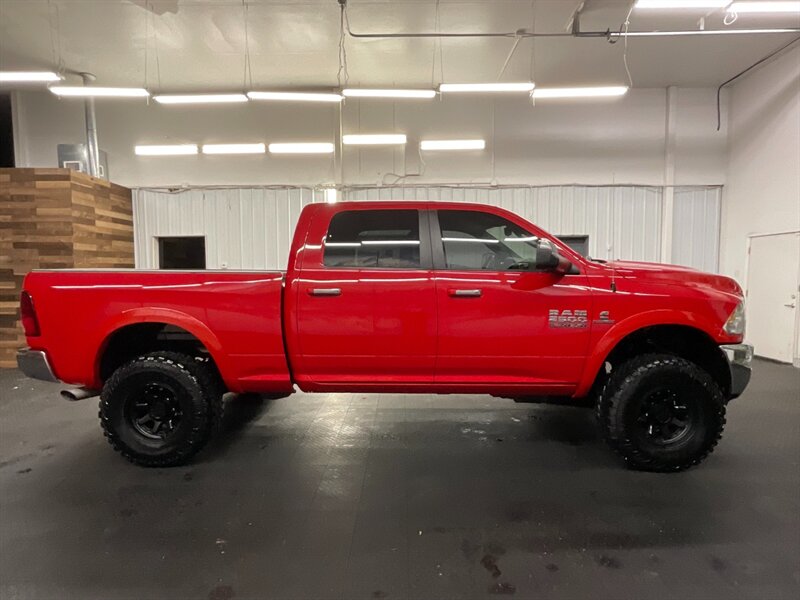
[17,201,752,471]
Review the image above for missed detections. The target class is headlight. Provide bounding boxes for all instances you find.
[724,301,746,336]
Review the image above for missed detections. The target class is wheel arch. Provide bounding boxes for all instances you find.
[577,313,730,399]
[94,309,233,390]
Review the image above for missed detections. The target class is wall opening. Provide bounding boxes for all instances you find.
[157,236,206,270]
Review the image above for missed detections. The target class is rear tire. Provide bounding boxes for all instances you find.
[596,353,726,472]
[99,351,223,467]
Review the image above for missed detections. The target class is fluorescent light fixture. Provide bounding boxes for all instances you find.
[342,134,407,145]
[202,143,266,155]
[728,2,800,12]
[154,94,248,104]
[533,86,629,99]
[324,188,338,203]
[342,88,436,99]
[135,144,198,156]
[49,86,150,98]
[0,71,61,82]
[268,143,335,154]
[439,82,535,93]
[635,0,731,8]
[247,91,343,103]
[616,27,799,35]
[420,139,486,150]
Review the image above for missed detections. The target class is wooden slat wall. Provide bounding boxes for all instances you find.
[0,168,134,368]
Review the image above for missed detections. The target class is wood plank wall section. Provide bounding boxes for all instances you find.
[0,168,134,368]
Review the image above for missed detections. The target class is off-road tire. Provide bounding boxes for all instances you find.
[99,351,223,467]
[596,353,726,472]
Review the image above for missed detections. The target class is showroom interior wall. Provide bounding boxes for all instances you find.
[12,87,727,187]
[12,86,726,273]
[721,45,800,284]
[134,185,721,272]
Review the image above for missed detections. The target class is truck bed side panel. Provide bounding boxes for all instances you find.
[23,270,290,392]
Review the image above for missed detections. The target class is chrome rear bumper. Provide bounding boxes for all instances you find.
[16,348,59,383]
[721,343,753,399]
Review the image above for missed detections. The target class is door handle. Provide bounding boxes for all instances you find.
[449,289,482,298]
[309,288,341,297]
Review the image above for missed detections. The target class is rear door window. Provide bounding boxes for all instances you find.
[323,210,422,269]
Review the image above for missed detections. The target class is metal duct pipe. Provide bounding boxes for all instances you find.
[80,72,101,178]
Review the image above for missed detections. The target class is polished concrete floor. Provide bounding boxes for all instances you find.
[1,359,798,600]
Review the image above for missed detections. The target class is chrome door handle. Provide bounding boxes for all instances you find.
[449,289,482,298]
[309,288,341,297]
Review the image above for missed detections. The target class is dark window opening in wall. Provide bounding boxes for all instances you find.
[158,237,206,270]
[0,94,14,168]
[556,235,590,257]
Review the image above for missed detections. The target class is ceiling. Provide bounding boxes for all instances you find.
[0,0,798,91]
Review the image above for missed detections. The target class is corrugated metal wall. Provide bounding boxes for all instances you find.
[672,187,721,273]
[346,186,663,263]
[134,188,323,270]
[134,185,721,271]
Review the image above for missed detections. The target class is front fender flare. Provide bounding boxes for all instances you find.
[574,309,721,397]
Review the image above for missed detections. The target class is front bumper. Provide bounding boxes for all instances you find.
[721,343,753,399]
[16,348,59,383]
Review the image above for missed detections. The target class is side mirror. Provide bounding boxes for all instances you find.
[535,244,574,275]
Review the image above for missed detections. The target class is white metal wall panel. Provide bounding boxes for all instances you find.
[134,188,323,270]
[134,185,718,272]
[671,187,721,273]
[345,186,664,262]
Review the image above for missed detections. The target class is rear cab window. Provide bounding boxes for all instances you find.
[323,209,423,269]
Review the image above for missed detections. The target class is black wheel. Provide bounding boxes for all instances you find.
[596,353,726,472]
[99,351,223,467]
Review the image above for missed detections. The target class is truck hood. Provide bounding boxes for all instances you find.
[605,260,743,296]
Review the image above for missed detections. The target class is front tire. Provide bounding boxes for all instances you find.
[597,354,726,472]
[99,351,222,467]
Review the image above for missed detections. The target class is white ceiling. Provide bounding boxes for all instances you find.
[0,0,798,91]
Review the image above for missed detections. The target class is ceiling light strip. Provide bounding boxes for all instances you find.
[615,27,800,36]
[268,143,335,154]
[635,0,731,8]
[0,71,62,82]
[50,86,150,97]
[439,82,535,93]
[532,86,629,98]
[154,94,248,104]
[202,143,266,154]
[247,91,343,102]
[342,89,437,99]
[728,2,800,12]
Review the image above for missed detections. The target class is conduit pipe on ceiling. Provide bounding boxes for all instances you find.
[342,1,800,40]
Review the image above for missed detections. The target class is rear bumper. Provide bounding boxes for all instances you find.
[721,343,753,399]
[16,348,59,383]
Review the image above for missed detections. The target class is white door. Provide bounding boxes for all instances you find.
[745,232,800,364]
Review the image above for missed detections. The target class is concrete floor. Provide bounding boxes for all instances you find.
[0,360,798,600]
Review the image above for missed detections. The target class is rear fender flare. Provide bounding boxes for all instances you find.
[93,308,236,390]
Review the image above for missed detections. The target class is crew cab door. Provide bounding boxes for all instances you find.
[292,207,436,387]
[431,208,592,392]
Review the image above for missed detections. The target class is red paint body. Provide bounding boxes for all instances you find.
[21,202,745,397]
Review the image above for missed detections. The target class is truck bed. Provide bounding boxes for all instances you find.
[23,270,292,392]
